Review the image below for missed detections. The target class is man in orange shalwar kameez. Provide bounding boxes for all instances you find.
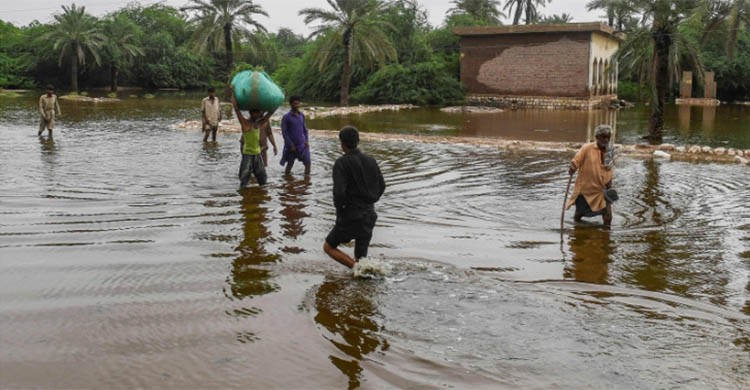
[566,125,616,226]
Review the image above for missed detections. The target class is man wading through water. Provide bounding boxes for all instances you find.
[324,127,386,269]
[566,125,618,226]
[230,85,273,188]
[38,84,61,137]
[201,87,222,142]
[280,96,311,176]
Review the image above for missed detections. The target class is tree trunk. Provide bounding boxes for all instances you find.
[110,65,119,92]
[70,51,78,93]
[224,23,233,74]
[525,5,532,24]
[339,30,353,107]
[513,4,522,25]
[727,15,740,61]
[649,26,672,142]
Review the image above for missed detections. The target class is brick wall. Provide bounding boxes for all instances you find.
[460,32,591,98]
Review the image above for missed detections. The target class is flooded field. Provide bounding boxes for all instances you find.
[309,103,750,149]
[1,92,749,388]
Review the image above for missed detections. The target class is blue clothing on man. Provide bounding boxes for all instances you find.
[280,110,311,166]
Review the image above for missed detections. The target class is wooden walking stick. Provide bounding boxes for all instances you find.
[560,173,574,238]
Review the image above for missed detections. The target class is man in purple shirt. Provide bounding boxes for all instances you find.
[280,96,311,176]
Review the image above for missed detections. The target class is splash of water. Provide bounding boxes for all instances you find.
[352,256,392,279]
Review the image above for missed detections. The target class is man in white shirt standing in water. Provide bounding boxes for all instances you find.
[201,87,222,142]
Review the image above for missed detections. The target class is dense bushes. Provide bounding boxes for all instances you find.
[352,60,464,105]
[0,21,33,88]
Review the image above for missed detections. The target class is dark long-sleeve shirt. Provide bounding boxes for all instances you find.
[332,149,385,218]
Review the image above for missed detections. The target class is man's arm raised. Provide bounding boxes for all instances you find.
[229,86,249,131]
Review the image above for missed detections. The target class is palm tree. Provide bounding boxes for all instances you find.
[101,13,144,92]
[44,4,105,92]
[448,0,505,24]
[504,0,548,25]
[726,0,749,60]
[181,0,268,73]
[538,13,574,24]
[691,1,731,47]
[586,0,633,30]
[692,0,748,60]
[300,0,397,106]
[617,0,706,141]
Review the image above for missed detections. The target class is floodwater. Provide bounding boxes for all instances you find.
[309,103,750,149]
[1,92,749,388]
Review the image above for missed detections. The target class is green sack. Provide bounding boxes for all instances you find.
[230,70,285,112]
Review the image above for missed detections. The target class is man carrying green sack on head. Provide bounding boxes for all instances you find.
[230,85,275,188]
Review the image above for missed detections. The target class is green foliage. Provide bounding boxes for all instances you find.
[44,4,106,91]
[236,29,307,74]
[231,62,265,75]
[4,0,743,105]
[449,0,505,25]
[119,3,192,46]
[181,0,268,76]
[504,0,549,25]
[617,80,642,102]
[0,21,34,88]
[381,0,432,65]
[537,13,574,24]
[299,0,398,105]
[694,21,750,100]
[351,59,465,105]
[272,39,350,102]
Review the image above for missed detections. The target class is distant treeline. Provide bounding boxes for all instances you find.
[0,0,749,105]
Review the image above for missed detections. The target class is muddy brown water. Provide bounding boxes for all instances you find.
[1,92,749,388]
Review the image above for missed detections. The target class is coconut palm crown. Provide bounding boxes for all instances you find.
[181,0,268,73]
[300,0,397,106]
[448,0,505,25]
[44,3,105,92]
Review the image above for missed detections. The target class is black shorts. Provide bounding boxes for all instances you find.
[325,209,377,260]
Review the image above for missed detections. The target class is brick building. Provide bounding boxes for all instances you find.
[454,23,623,109]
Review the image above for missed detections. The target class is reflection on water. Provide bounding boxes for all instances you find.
[201,141,221,161]
[309,106,619,143]
[622,160,673,293]
[39,135,56,153]
[279,176,311,243]
[564,226,613,284]
[38,135,57,169]
[702,106,716,134]
[314,278,388,389]
[308,103,750,148]
[227,188,280,302]
[678,105,692,133]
